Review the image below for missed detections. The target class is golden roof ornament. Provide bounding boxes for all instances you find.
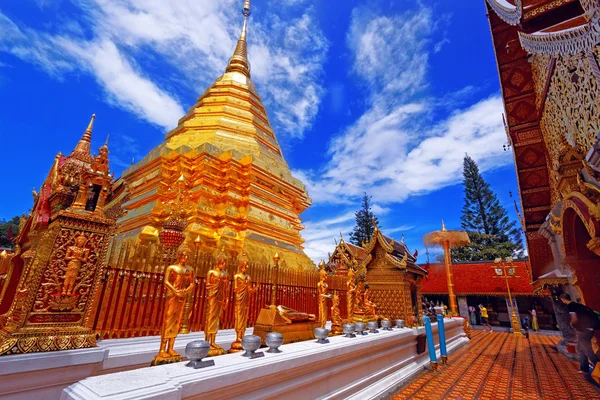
[70,114,95,163]
[226,0,252,77]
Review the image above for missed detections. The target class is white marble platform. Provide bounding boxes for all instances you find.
[61,318,468,400]
[0,328,250,400]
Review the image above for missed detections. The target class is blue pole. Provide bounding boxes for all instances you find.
[437,314,447,362]
[423,316,437,367]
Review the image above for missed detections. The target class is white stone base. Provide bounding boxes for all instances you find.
[0,328,250,400]
[61,318,468,400]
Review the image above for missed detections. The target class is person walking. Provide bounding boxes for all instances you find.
[530,308,539,332]
[479,304,492,332]
[468,305,477,326]
[559,293,600,374]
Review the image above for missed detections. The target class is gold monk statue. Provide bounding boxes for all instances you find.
[229,252,257,353]
[62,234,90,296]
[317,261,332,328]
[152,245,195,365]
[204,248,229,356]
[331,292,343,334]
[346,267,356,321]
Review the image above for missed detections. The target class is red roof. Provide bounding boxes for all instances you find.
[420,261,534,295]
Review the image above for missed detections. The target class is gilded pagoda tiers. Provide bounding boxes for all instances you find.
[107,2,313,269]
[329,223,427,324]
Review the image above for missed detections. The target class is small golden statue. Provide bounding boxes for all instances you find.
[151,245,195,366]
[317,261,332,328]
[229,252,257,353]
[346,267,356,321]
[364,284,378,319]
[331,292,343,335]
[62,234,90,296]
[204,248,229,356]
[351,281,376,323]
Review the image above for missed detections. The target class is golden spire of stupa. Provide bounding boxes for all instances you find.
[226,0,251,78]
[70,114,95,163]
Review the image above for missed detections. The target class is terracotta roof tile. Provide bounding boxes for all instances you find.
[420,261,533,295]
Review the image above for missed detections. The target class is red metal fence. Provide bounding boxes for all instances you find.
[90,260,348,340]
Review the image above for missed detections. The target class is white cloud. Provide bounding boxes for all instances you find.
[299,5,512,206]
[0,0,327,137]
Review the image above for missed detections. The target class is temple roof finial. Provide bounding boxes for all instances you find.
[226,0,251,77]
[441,220,447,231]
[70,114,96,162]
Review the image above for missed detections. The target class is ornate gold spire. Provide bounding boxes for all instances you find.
[226,0,251,78]
[70,114,95,163]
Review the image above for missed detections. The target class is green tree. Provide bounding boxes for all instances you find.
[349,193,380,247]
[0,216,20,249]
[453,155,524,262]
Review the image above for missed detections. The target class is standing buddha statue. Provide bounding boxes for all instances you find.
[229,252,257,353]
[331,292,343,335]
[317,261,332,328]
[151,245,195,366]
[364,284,379,319]
[204,248,229,356]
[346,267,356,322]
[62,234,90,296]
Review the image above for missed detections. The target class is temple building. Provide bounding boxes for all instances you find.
[421,260,558,331]
[328,224,427,323]
[106,2,314,269]
[485,0,600,327]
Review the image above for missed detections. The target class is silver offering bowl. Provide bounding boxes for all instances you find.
[395,319,405,329]
[266,332,284,353]
[343,323,356,338]
[185,340,215,369]
[368,321,379,333]
[381,320,393,331]
[241,335,264,359]
[314,327,330,344]
[355,321,367,335]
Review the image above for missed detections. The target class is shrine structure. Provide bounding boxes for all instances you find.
[105,0,313,269]
[328,223,427,325]
[485,0,600,323]
[0,115,115,355]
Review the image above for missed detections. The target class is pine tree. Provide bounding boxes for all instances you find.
[349,193,379,246]
[453,155,524,261]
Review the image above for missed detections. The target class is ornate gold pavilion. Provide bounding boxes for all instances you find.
[105,2,314,269]
[329,226,427,323]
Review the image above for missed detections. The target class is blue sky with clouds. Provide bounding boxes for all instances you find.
[0,0,523,263]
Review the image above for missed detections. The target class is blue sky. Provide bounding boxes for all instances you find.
[0,0,523,263]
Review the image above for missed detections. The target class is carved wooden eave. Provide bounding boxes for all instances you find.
[486,0,522,25]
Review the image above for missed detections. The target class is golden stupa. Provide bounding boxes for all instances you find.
[109,0,314,268]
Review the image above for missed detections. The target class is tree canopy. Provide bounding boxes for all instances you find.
[349,193,380,247]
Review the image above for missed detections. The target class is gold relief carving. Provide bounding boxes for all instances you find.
[531,54,552,110]
[541,53,600,202]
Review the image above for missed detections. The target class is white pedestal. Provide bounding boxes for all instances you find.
[61,319,468,400]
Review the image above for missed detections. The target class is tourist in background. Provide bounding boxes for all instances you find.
[530,308,539,332]
[559,293,600,374]
[468,305,476,326]
[479,304,492,332]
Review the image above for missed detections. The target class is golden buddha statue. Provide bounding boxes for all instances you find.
[151,245,195,366]
[204,248,229,356]
[229,252,257,353]
[317,261,332,328]
[364,284,378,319]
[346,267,356,321]
[331,292,343,335]
[62,234,90,296]
[351,281,376,323]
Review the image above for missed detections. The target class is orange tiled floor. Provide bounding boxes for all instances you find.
[392,331,600,400]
